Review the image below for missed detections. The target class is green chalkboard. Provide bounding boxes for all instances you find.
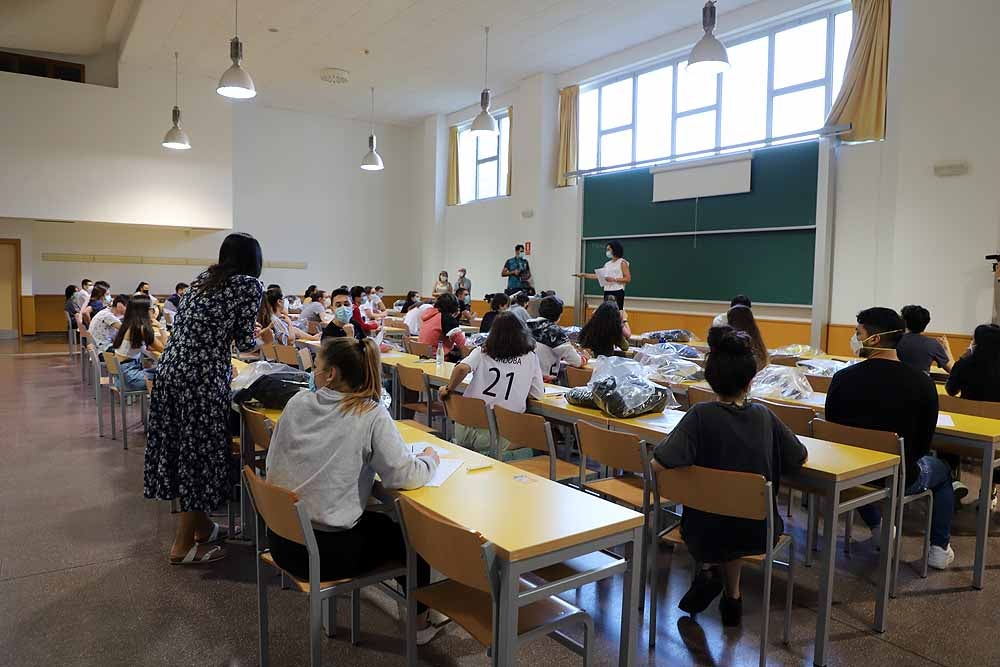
[581,141,818,304]
[582,231,815,305]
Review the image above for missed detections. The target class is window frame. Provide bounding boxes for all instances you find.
[458,109,510,204]
[578,3,851,172]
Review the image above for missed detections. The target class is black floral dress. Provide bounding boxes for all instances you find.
[143,274,263,512]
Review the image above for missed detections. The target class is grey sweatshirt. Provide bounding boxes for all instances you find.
[265,388,438,530]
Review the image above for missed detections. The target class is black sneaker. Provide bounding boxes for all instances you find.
[719,594,743,627]
[678,566,724,615]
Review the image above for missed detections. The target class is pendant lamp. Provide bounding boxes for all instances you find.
[217,0,256,99]
[162,52,191,150]
[687,1,730,75]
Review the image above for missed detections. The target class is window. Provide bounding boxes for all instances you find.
[457,111,511,203]
[578,6,853,171]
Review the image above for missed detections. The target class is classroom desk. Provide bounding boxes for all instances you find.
[242,409,644,666]
[602,408,899,667]
[761,390,1000,591]
[392,426,645,666]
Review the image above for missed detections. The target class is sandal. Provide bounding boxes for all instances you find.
[195,522,228,544]
[170,543,226,565]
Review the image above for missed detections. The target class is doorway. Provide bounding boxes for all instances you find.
[0,239,21,340]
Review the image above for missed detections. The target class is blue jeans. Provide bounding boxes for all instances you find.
[858,455,953,547]
[118,359,153,391]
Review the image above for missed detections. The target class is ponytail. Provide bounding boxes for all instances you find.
[317,337,383,414]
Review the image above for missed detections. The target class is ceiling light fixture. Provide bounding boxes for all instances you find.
[687,1,730,75]
[217,0,256,99]
[470,26,498,136]
[360,87,384,171]
[162,51,191,150]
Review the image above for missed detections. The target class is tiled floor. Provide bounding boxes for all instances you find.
[2,345,1000,666]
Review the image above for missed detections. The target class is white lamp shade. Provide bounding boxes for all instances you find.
[162,125,191,150]
[470,108,498,135]
[360,134,384,171]
[217,63,256,99]
[687,32,730,73]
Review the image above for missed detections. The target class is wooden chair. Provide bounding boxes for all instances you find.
[87,344,110,437]
[261,344,278,362]
[810,419,931,595]
[494,406,577,482]
[395,496,594,666]
[686,386,717,407]
[574,420,660,609]
[65,311,79,358]
[297,347,313,371]
[565,365,593,388]
[242,467,407,667]
[405,340,435,358]
[753,398,815,437]
[274,344,300,367]
[103,353,149,450]
[396,365,444,428]
[804,373,832,393]
[649,466,794,666]
[771,356,800,367]
[241,404,273,470]
[939,394,1000,419]
[442,393,493,457]
[259,326,275,346]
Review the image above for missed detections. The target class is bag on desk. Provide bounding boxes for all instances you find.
[565,386,597,409]
[232,370,309,409]
[588,356,679,418]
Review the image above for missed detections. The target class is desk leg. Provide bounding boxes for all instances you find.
[973,442,995,590]
[493,559,518,667]
[813,485,839,667]
[619,525,642,667]
[391,367,401,420]
[874,469,897,632]
[238,410,255,543]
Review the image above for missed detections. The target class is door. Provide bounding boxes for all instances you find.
[0,240,20,340]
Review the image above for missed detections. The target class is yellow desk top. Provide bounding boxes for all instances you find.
[527,394,610,428]
[393,427,643,561]
[232,358,249,375]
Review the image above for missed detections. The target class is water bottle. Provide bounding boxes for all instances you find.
[436,341,445,366]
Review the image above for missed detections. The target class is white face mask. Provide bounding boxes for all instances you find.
[322,297,331,307]
[606,250,614,259]
[849,333,864,356]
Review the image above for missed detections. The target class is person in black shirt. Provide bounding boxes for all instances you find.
[166,282,189,311]
[946,324,1000,402]
[825,307,955,569]
[479,292,509,333]
[897,305,953,373]
[653,326,807,626]
[321,288,366,341]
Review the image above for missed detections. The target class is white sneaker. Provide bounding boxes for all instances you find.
[928,544,955,570]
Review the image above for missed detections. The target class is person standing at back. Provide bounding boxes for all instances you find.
[572,241,631,310]
[897,305,953,373]
[432,271,453,297]
[825,307,956,569]
[455,268,472,295]
[501,244,531,295]
[144,232,264,566]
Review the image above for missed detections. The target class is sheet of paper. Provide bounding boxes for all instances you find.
[406,442,450,457]
[594,267,609,289]
[423,459,463,487]
[937,414,955,427]
[544,386,568,395]
[801,392,827,407]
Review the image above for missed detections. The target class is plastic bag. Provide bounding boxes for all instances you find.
[466,333,489,348]
[589,356,680,417]
[232,370,310,408]
[796,358,855,376]
[231,361,302,392]
[750,365,814,400]
[561,326,583,343]
[565,386,597,409]
[640,329,694,343]
[634,343,703,364]
[770,343,822,358]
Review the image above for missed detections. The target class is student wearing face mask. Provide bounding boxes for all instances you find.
[455,268,472,295]
[371,285,387,314]
[432,271,453,296]
[453,287,477,323]
[349,286,380,333]
[572,240,630,310]
[825,307,956,569]
[502,245,531,296]
[266,336,443,645]
[322,288,366,341]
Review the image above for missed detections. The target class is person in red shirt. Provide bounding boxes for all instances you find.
[349,285,379,333]
[418,293,468,361]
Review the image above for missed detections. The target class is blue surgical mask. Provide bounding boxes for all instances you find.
[334,305,353,324]
[517,252,525,259]
[606,250,614,259]
[463,294,471,305]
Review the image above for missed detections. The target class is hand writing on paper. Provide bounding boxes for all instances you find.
[422,447,441,465]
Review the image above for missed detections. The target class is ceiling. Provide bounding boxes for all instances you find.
[2,0,762,125]
[0,0,135,56]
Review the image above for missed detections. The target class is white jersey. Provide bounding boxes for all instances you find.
[461,348,544,413]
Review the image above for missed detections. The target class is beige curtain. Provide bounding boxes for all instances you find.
[825,0,891,142]
[446,126,460,206]
[556,85,580,187]
[505,106,513,196]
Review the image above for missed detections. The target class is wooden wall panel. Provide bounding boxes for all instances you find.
[20,296,36,335]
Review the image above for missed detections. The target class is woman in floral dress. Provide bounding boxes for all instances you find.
[144,233,263,564]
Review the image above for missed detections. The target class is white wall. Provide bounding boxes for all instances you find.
[0,64,233,230]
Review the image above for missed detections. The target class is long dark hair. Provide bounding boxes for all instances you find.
[193,233,263,294]
[579,301,624,357]
[402,290,420,313]
[705,326,758,399]
[726,305,768,370]
[113,294,155,350]
[89,284,108,304]
[484,312,535,362]
[969,324,1000,383]
[64,285,77,301]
